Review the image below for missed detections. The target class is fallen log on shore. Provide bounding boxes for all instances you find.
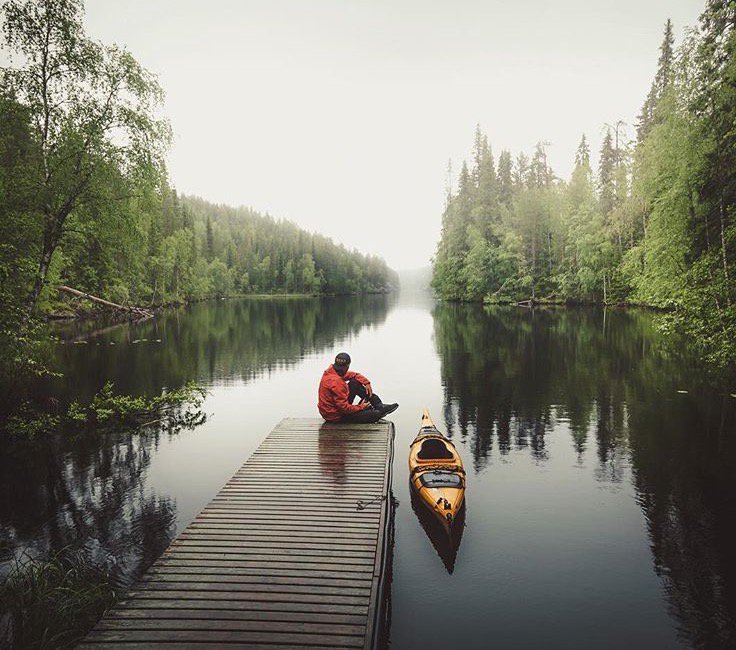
[58,286,154,318]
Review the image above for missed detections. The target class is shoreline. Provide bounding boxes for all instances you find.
[47,291,676,324]
[436,295,675,312]
[46,290,396,322]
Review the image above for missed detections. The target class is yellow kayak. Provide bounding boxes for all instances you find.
[408,409,466,531]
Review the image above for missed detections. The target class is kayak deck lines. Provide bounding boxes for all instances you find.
[82,418,395,649]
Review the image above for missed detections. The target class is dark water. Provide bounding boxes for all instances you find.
[1,295,735,649]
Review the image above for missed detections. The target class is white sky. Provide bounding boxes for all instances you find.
[82,0,705,270]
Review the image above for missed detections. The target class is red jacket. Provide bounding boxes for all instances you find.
[318,365,370,422]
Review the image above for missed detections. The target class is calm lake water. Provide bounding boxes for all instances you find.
[1,293,735,649]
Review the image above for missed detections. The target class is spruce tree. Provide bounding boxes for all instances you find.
[598,129,616,221]
[474,133,499,232]
[471,124,484,189]
[575,134,591,167]
[497,151,513,206]
[205,215,215,262]
[457,161,473,216]
[529,142,552,188]
[637,19,675,141]
[513,153,530,189]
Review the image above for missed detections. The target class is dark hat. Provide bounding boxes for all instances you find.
[334,352,351,366]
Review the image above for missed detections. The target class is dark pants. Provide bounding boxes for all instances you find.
[339,378,385,424]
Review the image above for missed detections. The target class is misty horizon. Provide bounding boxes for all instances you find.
[78,0,706,271]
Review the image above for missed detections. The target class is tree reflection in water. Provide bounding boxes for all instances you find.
[49,295,395,403]
[629,394,736,649]
[432,302,736,648]
[0,427,177,588]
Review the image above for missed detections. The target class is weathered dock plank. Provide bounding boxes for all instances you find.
[83,418,394,649]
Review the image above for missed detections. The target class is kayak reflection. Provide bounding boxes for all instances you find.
[410,487,466,574]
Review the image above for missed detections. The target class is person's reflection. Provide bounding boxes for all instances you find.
[410,488,466,574]
[317,423,351,485]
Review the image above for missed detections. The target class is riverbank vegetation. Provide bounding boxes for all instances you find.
[68,380,205,431]
[432,3,736,368]
[6,380,206,437]
[0,549,117,649]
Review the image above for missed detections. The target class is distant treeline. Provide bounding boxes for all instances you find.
[182,195,397,297]
[53,189,398,308]
[433,3,736,367]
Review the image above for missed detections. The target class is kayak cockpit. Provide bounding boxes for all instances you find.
[417,437,454,460]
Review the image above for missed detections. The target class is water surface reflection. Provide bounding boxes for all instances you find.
[427,303,736,649]
[1,296,734,649]
[0,429,176,588]
[51,295,395,400]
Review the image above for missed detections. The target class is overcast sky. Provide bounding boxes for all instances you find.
[83,0,705,271]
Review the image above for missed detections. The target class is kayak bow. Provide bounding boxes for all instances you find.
[408,409,465,531]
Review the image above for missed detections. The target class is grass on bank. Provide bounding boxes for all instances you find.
[0,549,117,649]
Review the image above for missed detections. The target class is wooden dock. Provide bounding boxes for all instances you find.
[82,418,395,649]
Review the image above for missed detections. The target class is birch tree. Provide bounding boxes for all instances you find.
[0,0,170,316]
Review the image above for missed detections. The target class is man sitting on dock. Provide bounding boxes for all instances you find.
[318,352,399,423]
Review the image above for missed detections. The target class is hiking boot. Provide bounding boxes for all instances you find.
[381,403,399,416]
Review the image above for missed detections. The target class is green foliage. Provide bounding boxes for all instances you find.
[1,0,171,314]
[0,549,117,649]
[626,91,693,307]
[432,7,736,369]
[4,381,207,436]
[0,309,50,382]
[177,196,397,298]
[637,19,676,141]
[66,380,207,431]
[3,406,61,438]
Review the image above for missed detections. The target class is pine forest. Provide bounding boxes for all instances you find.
[432,9,736,368]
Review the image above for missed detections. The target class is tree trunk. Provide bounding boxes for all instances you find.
[693,189,709,252]
[23,224,58,318]
[25,252,52,315]
[23,203,76,318]
[719,194,730,306]
[58,286,153,317]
